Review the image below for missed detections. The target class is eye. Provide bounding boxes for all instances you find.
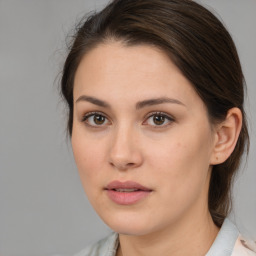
[144,112,174,127]
[82,112,110,127]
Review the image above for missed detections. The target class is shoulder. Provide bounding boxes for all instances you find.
[73,233,119,256]
[232,235,256,256]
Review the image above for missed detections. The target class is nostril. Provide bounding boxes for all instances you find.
[109,160,137,171]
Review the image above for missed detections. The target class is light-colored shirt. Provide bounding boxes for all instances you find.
[74,219,256,256]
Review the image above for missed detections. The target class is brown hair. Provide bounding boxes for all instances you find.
[60,0,249,227]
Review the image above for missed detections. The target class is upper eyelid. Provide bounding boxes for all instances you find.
[82,111,110,121]
[144,111,174,120]
[81,111,173,119]
[80,111,175,126]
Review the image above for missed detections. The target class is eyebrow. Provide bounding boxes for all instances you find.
[76,95,111,108]
[135,97,185,109]
[75,95,185,109]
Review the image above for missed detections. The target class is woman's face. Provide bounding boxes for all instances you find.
[72,42,217,236]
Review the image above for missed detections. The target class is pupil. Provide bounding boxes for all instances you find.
[94,115,105,125]
[154,115,165,125]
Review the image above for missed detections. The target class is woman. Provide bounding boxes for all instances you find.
[60,0,255,255]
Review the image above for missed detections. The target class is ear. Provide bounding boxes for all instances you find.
[210,107,242,165]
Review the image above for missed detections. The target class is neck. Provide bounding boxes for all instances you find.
[117,211,219,256]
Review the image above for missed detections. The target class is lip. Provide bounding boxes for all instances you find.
[105,180,152,205]
[106,180,152,191]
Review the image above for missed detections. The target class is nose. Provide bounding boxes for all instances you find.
[108,125,143,171]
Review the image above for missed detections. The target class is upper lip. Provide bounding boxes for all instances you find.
[105,180,152,191]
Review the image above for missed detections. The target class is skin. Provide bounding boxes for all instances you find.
[71,41,242,256]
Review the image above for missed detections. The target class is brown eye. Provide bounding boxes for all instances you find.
[153,115,166,125]
[144,112,174,127]
[94,114,106,125]
[82,112,110,127]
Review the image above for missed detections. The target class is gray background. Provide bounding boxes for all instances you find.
[0,0,255,255]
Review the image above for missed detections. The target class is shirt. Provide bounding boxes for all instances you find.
[74,219,256,256]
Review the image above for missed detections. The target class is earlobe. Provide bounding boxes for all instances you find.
[210,107,242,165]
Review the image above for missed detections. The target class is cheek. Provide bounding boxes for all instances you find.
[144,133,212,220]
[71,130,106,189]
[145,127,212,191]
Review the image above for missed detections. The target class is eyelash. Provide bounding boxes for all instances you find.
[81,111,174,128]
[144,111,174,128]
[81,111,110,128]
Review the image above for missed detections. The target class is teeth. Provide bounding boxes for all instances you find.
[114,188,139,192]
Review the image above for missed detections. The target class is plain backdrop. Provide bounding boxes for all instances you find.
[0,0,255,255]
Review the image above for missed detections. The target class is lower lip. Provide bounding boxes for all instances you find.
[106,190,152,205]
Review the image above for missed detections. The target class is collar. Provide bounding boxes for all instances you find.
[206,218,239,256]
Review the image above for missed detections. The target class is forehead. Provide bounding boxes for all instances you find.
[73,41,201,108]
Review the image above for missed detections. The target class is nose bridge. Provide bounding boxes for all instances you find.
[109,121,142,170]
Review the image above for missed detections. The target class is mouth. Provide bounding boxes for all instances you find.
[104,180,153,205]
[111,188,143,192]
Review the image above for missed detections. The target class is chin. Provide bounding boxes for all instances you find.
[110,223,152,236]
[99,211,159,236]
